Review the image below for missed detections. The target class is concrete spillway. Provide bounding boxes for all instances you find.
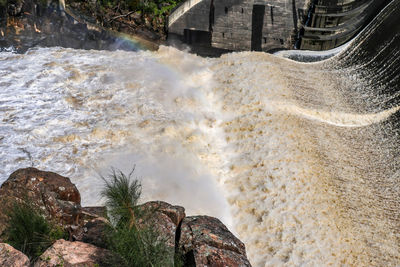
[168,0,392,52]
[299,0,392,50]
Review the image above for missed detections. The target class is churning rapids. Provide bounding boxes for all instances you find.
[1,0,400,266]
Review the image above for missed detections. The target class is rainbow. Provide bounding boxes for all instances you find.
[64,6,159,52]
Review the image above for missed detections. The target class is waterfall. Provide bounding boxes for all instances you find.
[0,0,399,266]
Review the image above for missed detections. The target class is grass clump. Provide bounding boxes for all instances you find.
[5,200,67,261]
[101,168,142,228]
[101,168,178,267]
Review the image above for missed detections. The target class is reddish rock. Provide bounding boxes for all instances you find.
[139,201,185,245]
[34,239,114,267]
[139,201,185,264]
[73,217,109,248]
[0,243,30,267]
[140,201,185,227]
[179,216,251,267]
[0,168,82,238]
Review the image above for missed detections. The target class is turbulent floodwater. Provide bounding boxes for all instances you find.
[1,0,400,266]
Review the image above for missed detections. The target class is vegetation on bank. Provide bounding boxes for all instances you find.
[4,200,67,261]
[4,168,182,266]
[99,0,180,18]
[68,0,184,39]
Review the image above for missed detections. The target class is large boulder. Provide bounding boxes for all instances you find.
[0,243,30,267]
[0,168,82,238]
[34,239,114,267]
[179,216,251,267]
[139,201,186,264]
[140,201,185,228]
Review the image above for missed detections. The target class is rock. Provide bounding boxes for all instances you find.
[139,201,185,246]
[79,206,107,226]
[34,239,114,267]
[179,216,251,267]
[0,243,30,267]
[141,201,185,226]
[73,217,109,248]
[0,168,252,266]
[0,168,82,238]
[139,201,186,264]
[71,206,108,246]
[82,206,107,218]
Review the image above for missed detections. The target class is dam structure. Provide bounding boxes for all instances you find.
[168,0,391,52]
[299,0,391,50]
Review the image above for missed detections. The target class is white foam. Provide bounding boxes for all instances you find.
[0,46,398,266]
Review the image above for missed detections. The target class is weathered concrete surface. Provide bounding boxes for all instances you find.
[168,0,391,52]
[300,0,392,50]
[168,0,309,52]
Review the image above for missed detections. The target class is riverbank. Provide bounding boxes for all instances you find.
[0,0,173,52]
[65,0,179,43]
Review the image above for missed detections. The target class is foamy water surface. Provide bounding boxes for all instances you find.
[1,46,399,266]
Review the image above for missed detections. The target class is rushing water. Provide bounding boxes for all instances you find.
[1,0,400,266]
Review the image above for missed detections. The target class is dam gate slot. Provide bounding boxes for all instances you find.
[251,4,265,51]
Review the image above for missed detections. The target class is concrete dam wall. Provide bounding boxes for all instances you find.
[168,0,391,52]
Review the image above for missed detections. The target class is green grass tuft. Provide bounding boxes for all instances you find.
[100,167,142,227]
[106,221,173,267]
[5,200,67,261]
[101,167,180,267]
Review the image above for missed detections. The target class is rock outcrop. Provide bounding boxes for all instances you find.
[0,243,30,267]
[140,201,185,247]
[179,216,251,267]
[138,201,186,264]
[0,168,82,239]
[34,239,113,267]
[0,168,252,266]
[140,200,186,227]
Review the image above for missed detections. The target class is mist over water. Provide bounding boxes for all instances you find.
[1,1,400,265]
[0,46,234,225]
